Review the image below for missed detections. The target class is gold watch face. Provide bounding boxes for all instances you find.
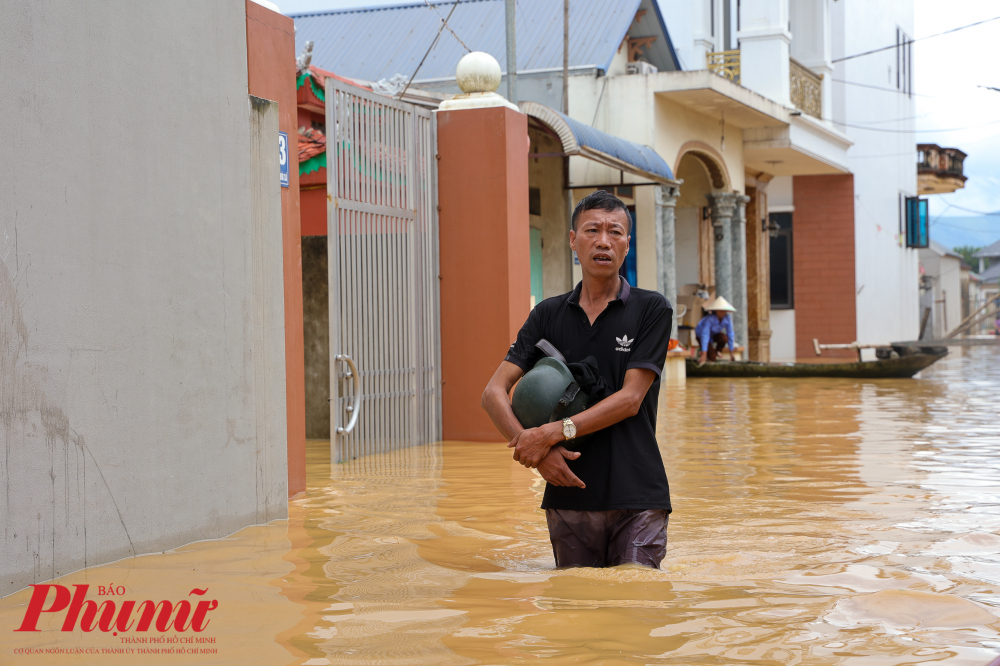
[563,419,576,439]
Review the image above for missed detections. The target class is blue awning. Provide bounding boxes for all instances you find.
[520,102,676,184]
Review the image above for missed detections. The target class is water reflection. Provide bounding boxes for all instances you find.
[3,348,999,665]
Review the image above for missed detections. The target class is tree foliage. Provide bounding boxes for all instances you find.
[953,245,983,270]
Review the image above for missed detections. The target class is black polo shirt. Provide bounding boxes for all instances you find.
[504,278,673,512]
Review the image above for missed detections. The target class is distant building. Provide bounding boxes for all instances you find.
[976,244,1000,333]
[972,238,1000,275]
[918,144,967,195]
[918,241,963,339]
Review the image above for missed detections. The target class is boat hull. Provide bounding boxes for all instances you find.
[686,347,948,379]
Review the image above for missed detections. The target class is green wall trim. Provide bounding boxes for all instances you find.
[300,151,326,176]
[296,71,326,102]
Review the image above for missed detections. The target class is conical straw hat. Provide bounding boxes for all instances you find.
[704,296,736,312]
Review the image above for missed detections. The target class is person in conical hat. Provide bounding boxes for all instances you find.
[695,296,737,364]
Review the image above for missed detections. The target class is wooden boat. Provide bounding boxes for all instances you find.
[686,345,948,379]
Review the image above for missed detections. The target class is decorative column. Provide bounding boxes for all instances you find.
[745,178,773,362]
[707,192,739,306]
[730,195,752,349]
[655,183,681,337]
[789,0,833,120]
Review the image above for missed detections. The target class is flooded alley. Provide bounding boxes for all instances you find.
[4,347,1000,665]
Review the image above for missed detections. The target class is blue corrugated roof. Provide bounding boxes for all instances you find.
[291,0,678,84]
[520,101,674,182]
[557,110,674,181]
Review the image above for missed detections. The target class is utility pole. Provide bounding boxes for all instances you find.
[562,0,572,292]
[562,0,569,114]
[505,0,517,103]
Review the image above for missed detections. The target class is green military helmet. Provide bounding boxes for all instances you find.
[511,357,589,429]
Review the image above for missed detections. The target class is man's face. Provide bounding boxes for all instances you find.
[569,207,630,280]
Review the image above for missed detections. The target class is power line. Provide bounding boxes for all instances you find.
[849,151,921,159]
[832,78,934,98]
[832,15,1000,63]
[929,203,953,227]
[933,221,1000,233]
[424,0,472,53]
[399,0,463,100]
[939,202,1000,216]
[830,118,1000,134]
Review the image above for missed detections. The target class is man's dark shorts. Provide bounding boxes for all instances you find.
[545,508,669,569]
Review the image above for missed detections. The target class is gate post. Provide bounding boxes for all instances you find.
[436,55,530,442]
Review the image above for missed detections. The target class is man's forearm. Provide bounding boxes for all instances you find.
[547,369,654,441]
[482,386,523,441]
[568,388,644,439]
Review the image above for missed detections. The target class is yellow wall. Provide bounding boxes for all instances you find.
[567,72,745,193]
[527,127,573,298]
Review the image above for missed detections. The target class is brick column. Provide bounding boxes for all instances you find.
[437,106,530,441]
[792,175,857,358]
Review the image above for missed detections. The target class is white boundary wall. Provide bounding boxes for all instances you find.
[0,1,287,597]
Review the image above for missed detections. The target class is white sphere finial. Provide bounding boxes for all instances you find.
[455,52,502,94]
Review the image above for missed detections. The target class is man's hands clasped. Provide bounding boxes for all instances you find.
[507,422,585,489]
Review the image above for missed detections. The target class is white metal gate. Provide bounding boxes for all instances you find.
[326,79,440,463]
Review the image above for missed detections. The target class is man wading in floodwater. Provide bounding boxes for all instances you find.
[482,190,674,569]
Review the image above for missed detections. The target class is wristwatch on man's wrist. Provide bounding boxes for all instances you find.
[562,418,577,441]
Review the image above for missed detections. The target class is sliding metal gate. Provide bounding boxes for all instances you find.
[326,79,441,463]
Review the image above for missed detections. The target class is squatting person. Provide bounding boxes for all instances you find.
[695,296,737,364]
[481,190,674,569]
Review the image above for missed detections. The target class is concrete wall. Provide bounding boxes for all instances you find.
[770,310,797,360]
[246,0,306,497]
[1,0,287,597]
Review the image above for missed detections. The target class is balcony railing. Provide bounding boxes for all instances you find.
[707,52,824,119]
[707,50,740,84]
[918,144,966,177]
[789,58,822,118]
[917,144,967,194]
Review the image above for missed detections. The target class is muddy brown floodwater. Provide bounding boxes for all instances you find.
[3,347,1000,665]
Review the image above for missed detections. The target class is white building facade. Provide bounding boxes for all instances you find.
[661,0,920,358]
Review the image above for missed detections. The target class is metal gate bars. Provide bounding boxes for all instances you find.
[326,79,441,463]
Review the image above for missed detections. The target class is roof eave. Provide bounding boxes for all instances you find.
[647,0,681,71]
[577,146,679,185]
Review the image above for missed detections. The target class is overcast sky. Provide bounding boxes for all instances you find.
[912,0,1000,250]
[276,0,1000,241]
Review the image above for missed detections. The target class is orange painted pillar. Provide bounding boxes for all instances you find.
[245,1,306,496]
[437,107,530,442]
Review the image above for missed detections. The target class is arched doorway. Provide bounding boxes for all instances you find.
[672,147,731,347]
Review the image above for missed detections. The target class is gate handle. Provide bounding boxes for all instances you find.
[335,354,362,435]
